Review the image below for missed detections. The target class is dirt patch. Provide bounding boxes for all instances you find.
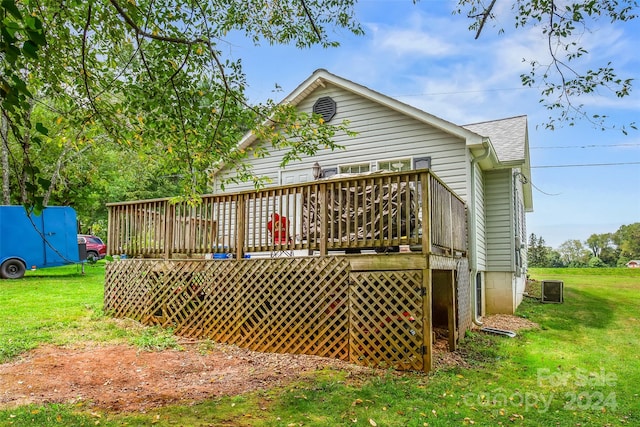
[0,314,537,412]
[478,314,539,332]
[433,338,470,369]
[0,341,371,412]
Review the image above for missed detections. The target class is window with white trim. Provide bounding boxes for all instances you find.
[378,158,411,172]
[339,163,370,174]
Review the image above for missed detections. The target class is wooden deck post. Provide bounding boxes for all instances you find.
[421,172,432,372]
[448,191,458,351]
[236,196,246,259]
[319,183,328,256]
[164,201,174,259]
[447,269,458,351]
[421,174,430,254]
[422,268,433,372]
[106,206,114,256]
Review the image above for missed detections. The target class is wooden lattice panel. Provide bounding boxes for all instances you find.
[105,258,434,371]
[349,270,424,371]
[105,259,157,320]
[105,257,351,361]
[232,257,350,359]
[456,258,471,335]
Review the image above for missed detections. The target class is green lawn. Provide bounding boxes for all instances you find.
[1,266,639,426]
[0,263,108,362]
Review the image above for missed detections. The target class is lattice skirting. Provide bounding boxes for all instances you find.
[105,257,427,371]
[456,258,472,334]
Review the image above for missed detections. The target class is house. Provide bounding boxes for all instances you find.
[213,69,533,316]
[626,260,640,268]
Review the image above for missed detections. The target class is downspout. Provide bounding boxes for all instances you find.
[469,140,492,326]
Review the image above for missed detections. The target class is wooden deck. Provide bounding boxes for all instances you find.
[105,170,470,372]
[106,170,467,260]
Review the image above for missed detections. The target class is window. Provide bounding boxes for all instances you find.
[413,156,431,170]
[86,236,104,245]
[378,158,411,172]
[339,163,370,174]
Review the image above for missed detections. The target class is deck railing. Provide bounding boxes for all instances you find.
[106,170,467,259]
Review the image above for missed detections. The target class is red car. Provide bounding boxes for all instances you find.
[77,234,107,260]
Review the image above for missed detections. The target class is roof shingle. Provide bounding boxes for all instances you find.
[463,116,528,163]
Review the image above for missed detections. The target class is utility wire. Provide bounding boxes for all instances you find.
[396,87,531,97]
[530,180,562,196]
[531,143,640,149]
[532,162,640,168]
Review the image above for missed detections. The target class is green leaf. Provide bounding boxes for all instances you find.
[22,40,39,59]
[1,0,22,20]
[3,43,21,62]
[26,25,47,46]
[32,198,45,216]
[38,177,52,189]
[35,122,49,135]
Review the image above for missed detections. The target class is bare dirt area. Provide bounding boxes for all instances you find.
[479,313,539,333]
[0,314,537,413]
[0,341,370,412]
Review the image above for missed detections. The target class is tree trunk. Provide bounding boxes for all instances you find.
[1,112,10,204]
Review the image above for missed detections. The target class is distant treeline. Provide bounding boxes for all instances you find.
[528,223,640,268]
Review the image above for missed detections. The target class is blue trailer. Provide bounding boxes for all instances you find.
[0,206,81,279]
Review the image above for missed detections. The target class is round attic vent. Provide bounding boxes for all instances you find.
[313,96,336,122]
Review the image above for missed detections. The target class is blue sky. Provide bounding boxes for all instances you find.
[224,0,640,249]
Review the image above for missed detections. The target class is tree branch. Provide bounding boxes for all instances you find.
[108,0,235,104]
[474,0,497,39]
[300,0,323,41]
[109,0,206,45]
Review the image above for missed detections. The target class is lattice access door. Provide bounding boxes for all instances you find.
[349,270,424,371]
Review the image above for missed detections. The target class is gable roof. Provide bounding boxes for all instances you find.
[239,69,531,164]
[237,68,487,151]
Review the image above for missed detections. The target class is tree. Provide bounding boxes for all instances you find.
[599,245,620,267]
[1,114,9,204]
[613,223,640,260]
[528,233,539,265]
[586,233,612,259]
[588,256,606,267]
[557,239,590,267]
[528,233,551,267]
[545,249,565,268]
[455,0,637,132]
[1,0,361,211]
[2,0,637,214]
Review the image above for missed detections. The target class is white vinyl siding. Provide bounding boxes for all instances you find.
[473,163,487,270]
[514,171,527,275]
[216,83,468,201]
[485,170,514,271]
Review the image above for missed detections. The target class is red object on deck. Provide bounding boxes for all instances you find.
[267,213,290,244]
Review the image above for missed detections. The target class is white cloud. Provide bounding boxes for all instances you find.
[340,10,550,123]
[364,8,473,59]
[374,28,457,57]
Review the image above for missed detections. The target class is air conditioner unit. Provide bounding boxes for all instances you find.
[541,280,564,303]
